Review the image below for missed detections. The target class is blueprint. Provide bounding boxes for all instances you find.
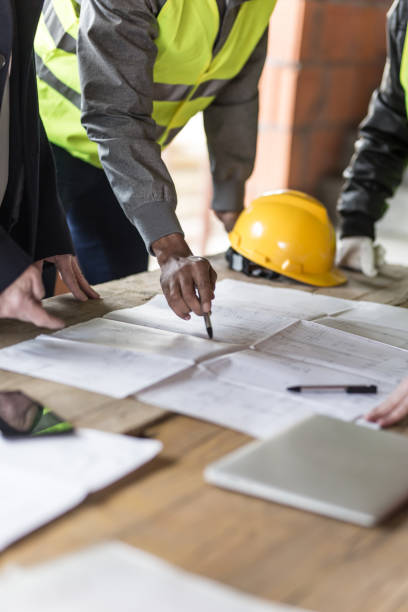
[0,280,407,436]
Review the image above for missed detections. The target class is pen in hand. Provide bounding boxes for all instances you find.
[204,313,213,339]
[196,288,213,339]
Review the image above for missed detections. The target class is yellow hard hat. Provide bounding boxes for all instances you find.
[228,190,347,287]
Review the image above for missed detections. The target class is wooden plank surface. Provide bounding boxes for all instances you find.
[2,415,408,612]
[2,258,408,612]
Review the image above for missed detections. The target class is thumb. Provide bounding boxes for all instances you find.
[360,240,378,277]
[374,244,386,268]
[30,266,46,302]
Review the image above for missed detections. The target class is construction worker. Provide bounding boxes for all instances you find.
[35,0,277,320]
[336,0,407,278]
[336,0,408,426]
[35,0,148,286]
[0,0,97,329]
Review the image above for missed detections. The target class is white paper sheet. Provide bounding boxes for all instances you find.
[254,320,408,385]
[213,279,352,318]
[139,320,405,434]
[55,317,240,362]
[0,464,84,551]
[139,345,390,434]
[0,431,161,550]
[105,293,298,344]
[0,541,309,612]
[201,351,390,422]
[334,300,408,331]
[139,366,314,439]
[0,335,190,398]
[0,429,161,492]
[315,317,408,350]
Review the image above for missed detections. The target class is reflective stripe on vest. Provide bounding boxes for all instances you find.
[401,25,408,115]
[35,0,276,165]
[35,2,100,166]
[153,0,276,146]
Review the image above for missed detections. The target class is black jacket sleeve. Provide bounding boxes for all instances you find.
[0,227,32,293]
[0,3,74,293]
[0,120,73,294]
[33,119,74,262]
[338,0,408,239]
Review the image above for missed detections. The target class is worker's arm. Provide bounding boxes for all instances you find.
[337,1,408,273]
[33,119,76,260]
[0,225,33,293]
[78,0,216,318]
[203,28,269,232]
[34,120,99,300]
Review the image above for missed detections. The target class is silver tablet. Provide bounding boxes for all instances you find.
[204,415,408,526]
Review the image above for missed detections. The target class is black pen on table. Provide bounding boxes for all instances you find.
[287,384,377,394]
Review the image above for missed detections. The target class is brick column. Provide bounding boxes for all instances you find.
[246,0,390,205]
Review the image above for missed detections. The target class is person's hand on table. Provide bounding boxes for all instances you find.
[37,254,100,301]
[365,377,408,427]
[336,236,385,278]
[152,233,217,319]
[214,210,241,233]
[0,264,64,329]
[0,255,99,329]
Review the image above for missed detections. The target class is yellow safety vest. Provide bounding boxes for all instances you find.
[35,0,277,168]
[401,25,408,115]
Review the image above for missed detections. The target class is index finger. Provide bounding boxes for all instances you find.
[377,399,408,427]
[365,378,408,422]
[57,257,88,301]
[72,258,100,299]
[192,262,216,314]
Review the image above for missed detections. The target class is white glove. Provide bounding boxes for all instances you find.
[336,237,386,278]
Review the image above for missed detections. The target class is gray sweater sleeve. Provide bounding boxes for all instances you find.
[78,0,182,250]
[204,29,269,213]
[79,0,268,247]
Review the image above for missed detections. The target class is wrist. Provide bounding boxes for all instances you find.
[339,213,375,240]
[214,210,241,232]
[151,233,192,266]
[212,179,245,212]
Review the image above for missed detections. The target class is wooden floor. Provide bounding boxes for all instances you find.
[2,256,408,612]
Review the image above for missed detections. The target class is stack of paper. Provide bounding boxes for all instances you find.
[0,541,309,612]
[0,431,161,550]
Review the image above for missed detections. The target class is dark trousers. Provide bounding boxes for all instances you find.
[51,144,148,285]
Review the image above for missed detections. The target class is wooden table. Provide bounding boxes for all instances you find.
[2,255,408,612]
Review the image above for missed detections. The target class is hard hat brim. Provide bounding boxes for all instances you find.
[283,266,348,287]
